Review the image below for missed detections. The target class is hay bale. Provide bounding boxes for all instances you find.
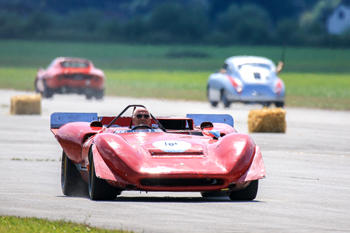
[10,94,41,115]
[248,108,286,133]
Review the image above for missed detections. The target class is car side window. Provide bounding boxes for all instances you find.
[225,63,236,75]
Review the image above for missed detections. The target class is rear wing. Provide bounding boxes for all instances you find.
[50,112,234,130]
[51,112,98,129]
[187,114,233,127]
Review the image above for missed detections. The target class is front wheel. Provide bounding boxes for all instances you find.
[207,85,218,107]
[89,150,120,200]
[221,90,231,108]
[34,80,40,93]
[228,180,259,201]
[94,89,104,100]
[43,80,54,98]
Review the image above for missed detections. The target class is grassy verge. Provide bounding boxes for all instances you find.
[0,216,132,233]
[281,73,350,110]
[2,40,350,73]
[104,70,207,100]
[0,67,349,110]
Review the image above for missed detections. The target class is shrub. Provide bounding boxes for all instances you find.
[0,11,25,38]
[145,2,209,43]
[276,19,304,46]
[216,3,273,45]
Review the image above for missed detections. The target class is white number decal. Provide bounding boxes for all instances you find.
[153,140,191,152]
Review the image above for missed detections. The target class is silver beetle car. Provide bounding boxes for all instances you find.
[207,56,285,108]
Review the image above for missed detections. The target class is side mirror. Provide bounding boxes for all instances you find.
[90,121,103,128]
[200,121,214,130]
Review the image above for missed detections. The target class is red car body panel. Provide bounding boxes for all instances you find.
[35,57,105,99]
[52,111,265,195]
[89,133,264,192]
[51,107,266,201]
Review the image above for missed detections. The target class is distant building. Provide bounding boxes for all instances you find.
[327,3,350,35]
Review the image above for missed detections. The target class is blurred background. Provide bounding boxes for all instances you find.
[1,0,349,47]
[0,0,349,110]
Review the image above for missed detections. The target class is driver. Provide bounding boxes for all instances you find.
[132,107,151,129]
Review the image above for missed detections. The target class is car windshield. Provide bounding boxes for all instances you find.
[61,61,89,68]
[238,63,271,70]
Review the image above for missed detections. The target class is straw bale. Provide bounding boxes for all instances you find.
[10,94,41,115]
[248,108,286,133]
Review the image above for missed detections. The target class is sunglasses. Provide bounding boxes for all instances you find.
[136,114,150,119]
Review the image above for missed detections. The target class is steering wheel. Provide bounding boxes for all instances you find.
[132,125,153,130]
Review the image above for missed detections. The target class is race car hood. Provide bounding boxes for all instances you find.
[93,131,258,183]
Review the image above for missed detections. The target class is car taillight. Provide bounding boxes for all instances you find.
[227,75,243,94]
[274,79,284,95]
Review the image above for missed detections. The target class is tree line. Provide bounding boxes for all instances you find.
[0,0,349,47]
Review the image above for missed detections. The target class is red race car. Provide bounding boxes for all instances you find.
[35,57,105,99]
[51,105,265,201]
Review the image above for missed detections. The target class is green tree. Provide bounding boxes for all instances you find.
[123,16,147,42]
[0,11,25,38]
[145,2,209,43]
[217,3,273,45]
[23,11,53,37]
[63,8,105,33]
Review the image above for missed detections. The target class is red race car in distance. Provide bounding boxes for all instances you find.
[35,57,105,99]
[51,104,266,201]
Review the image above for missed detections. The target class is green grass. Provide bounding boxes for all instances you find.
[0,40,349,110]
[0,67,34,91]
[280,73,350,110]
[1,67,349,110]
[2,40,350,72]
[104,70,207,100]
[0,216,132,233]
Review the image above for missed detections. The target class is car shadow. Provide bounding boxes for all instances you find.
[57,194,263,203]
[113,196,262,203]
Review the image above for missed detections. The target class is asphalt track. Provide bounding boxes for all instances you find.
[0,89,349,233]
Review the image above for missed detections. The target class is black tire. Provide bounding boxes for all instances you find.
[262,102,271,108]
[275,101,284,108]
[228,180,259,201]
[94,89,104,100]
[88,150,120,200]
[85,93,93,100]
[221,90,231,108]
[34,80,39,93]
[61,151,88,196]
[210,101,218,107]
[207,85,218,107]
[43,80,54,98]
